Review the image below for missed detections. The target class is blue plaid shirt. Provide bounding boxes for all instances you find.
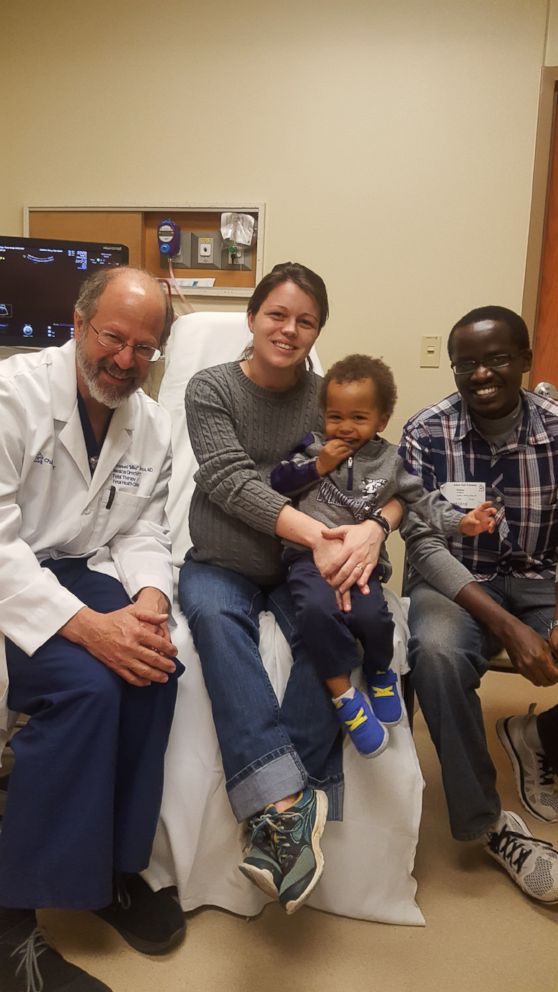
[399,390,558,581]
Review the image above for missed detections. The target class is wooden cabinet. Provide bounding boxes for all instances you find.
[25,205,264,298]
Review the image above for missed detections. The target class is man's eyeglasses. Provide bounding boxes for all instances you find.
[88,322,162,363]
[451,353,518,376]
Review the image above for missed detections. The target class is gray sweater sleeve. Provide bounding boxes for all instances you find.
[397,414,477,599]
[185,371,289,538]
[400,509,476,599]
[393,457,463,535]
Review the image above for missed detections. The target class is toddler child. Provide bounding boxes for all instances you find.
[270,354,495,757]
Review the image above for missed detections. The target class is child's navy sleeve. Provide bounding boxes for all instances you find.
[270,433,321,495]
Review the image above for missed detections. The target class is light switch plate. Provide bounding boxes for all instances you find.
[420,335,441,368]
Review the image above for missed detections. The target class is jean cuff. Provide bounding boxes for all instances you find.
[227,751,306,822]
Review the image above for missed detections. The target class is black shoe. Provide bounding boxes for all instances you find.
[94,875,185,955]
[0,917,112,992]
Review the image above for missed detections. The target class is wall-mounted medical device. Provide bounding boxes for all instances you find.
[157,218,181,257]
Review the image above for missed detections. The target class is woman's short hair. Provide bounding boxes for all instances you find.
[320,354,397,418]
[247,262,329,331]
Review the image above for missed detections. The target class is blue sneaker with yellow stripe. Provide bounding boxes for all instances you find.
[333,688,388,757]
[367,668,403,727]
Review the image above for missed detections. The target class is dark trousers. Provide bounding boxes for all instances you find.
[0,559,182,910]
[286,554,394,682]
[538,706,558,774]
[408,575,556,839]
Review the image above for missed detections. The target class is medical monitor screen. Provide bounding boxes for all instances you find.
[0,235,129,349]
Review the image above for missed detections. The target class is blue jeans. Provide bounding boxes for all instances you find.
[408,576,555,841]
[178,556,343,822]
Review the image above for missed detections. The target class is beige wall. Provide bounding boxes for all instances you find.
[546,0,558,61]
[1,0,549,586]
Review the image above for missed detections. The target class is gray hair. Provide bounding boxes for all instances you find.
[74,266,174,348]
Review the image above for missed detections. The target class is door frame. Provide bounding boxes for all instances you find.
[523,66,558,384]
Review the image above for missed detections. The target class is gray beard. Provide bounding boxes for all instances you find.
[76,338,138,409]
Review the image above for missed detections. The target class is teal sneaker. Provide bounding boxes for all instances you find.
[275,788,328,915]
[239,807,283,898]
[334,688,388,756]
[367,669,403,727]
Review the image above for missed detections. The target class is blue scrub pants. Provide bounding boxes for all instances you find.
[0,559,182,910]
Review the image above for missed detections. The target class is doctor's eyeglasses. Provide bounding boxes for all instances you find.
[88,321,162,363]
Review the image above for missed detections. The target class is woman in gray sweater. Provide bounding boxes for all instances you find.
[178,263,401,915]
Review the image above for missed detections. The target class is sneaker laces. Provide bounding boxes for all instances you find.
[535,749,555,787]
[247,810,273,842]
[247,807,304,869]
[267,808,306,871]
[244,810,278,856]
[11,927,48,992]
[489,823,554,874]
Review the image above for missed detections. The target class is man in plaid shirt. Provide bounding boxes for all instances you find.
[399,305,558,904]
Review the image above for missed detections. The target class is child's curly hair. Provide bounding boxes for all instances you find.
[320,354,397,418]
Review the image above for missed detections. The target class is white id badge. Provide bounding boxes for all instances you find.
[440,482,486,508]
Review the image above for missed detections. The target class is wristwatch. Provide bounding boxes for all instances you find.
[549,619,558,635]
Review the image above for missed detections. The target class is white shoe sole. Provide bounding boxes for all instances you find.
[359,723,389,758]
[238,862,279,899]
[282,790,329,915]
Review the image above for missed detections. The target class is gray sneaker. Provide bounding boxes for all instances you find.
[485,810,558,902]
[239,807,283,898]
[496,705,558,822]
[275,788,328,915]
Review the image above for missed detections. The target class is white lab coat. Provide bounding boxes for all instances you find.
[0,341,174,748]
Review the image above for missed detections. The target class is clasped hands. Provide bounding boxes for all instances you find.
[59,587,178,687]
[312,518,385,612]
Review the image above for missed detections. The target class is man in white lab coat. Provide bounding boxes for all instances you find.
[0,267,185,992]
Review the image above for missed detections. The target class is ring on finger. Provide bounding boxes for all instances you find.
[355,563,364,572]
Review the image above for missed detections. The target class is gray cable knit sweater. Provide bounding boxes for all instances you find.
[185,362,322,584]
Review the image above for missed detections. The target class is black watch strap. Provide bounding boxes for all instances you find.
[369,510,391,538]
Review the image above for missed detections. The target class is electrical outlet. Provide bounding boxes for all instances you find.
[198,237,214,264]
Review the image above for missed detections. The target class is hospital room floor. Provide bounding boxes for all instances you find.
[36,671,558,992]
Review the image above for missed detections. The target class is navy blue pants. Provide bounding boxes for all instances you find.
[0,559,182,910]
[286,554,394,681]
